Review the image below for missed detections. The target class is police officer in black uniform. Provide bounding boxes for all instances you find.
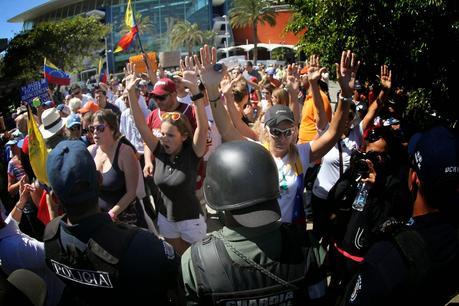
[43,140,179,305]
[181,141,327,305]
[339,126,459,306]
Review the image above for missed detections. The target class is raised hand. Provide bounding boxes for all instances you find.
[335,50,360,97]
[195,44,224,88]
[379,64,392,91]
[180,56,199,91]
[308,55,327,84]
[123,63,142,92]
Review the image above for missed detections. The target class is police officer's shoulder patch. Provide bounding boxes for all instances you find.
[162,240,175,260]
[349,274,363,303]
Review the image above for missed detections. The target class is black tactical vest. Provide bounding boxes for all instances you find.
[190,225,317,306]
[43,215,139,305]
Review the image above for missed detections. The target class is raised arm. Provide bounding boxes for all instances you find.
[143,52,158,85]
[361,65,392,130]
[285,64,301,126]
[310,50,360,162]
[222,74,258,141]
[307,55,328,131]
[196,45,245,143]
[125,63,160,153]
[180,56,209,157]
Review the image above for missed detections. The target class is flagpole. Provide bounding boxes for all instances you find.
[104,37,110,77]
[130,2,150,71]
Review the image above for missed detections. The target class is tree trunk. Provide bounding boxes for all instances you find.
[252,22,258,65]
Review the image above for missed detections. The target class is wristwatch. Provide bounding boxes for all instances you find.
[339,95,353,103]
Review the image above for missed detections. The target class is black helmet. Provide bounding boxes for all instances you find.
[204,141,280,211]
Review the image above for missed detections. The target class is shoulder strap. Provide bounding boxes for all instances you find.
[337,140,344,177]
[112,139,124,173]
[191,234,234,294]
[90,222,140,264]
[392,229,431,287]
[43,215,64,241]
[90,144,98,158]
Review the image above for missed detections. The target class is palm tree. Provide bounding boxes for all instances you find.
[120,12,154,39]
[170,20,205,56]
[229,0,277,64]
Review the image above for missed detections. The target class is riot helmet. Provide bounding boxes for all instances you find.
[204,141,280,212]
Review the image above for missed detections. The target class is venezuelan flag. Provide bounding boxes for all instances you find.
[114,0,138,53]
[43,58,70,86]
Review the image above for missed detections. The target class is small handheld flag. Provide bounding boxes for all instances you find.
[43,58,70,86]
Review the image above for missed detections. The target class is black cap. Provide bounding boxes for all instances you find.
[264,105,294,128]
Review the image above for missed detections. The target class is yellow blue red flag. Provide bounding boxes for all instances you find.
[26,106,49,185]
[114,0,138,53]
[43,58,70,86]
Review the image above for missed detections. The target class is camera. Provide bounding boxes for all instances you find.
[350,150,383,179]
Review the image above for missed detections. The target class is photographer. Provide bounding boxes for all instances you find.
[326,126,410,292]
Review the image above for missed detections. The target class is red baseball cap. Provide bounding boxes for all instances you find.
[151,78,176,96]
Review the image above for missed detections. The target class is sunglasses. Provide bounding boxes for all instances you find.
[153,94,169,101]
[268,127,294,138]
[88,124,106,133]
[262,91,271,95]
[160,112,181,121]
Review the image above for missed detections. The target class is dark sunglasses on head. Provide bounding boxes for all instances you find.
[269,127,294,138]
[88,124,106,133]
[153,94,169,101]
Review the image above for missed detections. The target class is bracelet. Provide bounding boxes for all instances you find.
[339,95,353,103]
[190,92,204,101]
[15,204,24,212]
[209,96,221,103]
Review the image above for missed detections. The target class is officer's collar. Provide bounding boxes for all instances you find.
[60,213,112,243]
[221,221,281,242]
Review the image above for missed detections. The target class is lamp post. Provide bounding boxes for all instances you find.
[223,15,230,58]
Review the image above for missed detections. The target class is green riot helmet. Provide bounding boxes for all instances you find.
[204,141,280,211]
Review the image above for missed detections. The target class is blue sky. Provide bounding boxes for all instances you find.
[0,0,48,39]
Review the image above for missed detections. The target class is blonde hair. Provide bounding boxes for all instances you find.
[272,88,289,106]
[68,98,82,113]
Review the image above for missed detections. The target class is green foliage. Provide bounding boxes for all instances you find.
[120,12,154,39]
[229,0,277,64]
[286,0,457,128]
[169,20,205,55]
[1,16,108,84]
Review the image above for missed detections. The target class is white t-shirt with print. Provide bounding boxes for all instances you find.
[274,142,312,223]
[312,122,363,199]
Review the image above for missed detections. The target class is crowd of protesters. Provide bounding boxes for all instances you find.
[0,42,458,306]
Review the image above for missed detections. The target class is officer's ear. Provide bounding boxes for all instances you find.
[408,169,420,193]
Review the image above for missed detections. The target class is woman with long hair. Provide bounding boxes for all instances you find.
[125,56,210,255]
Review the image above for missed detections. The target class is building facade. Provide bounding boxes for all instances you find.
[9,0,300,75]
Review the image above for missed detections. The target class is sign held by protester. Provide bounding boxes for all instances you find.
[129,52,157,73]
[20,79,49,104]
[159,51,181,68]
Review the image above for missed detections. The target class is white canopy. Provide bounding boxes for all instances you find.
[217,43,296,53]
